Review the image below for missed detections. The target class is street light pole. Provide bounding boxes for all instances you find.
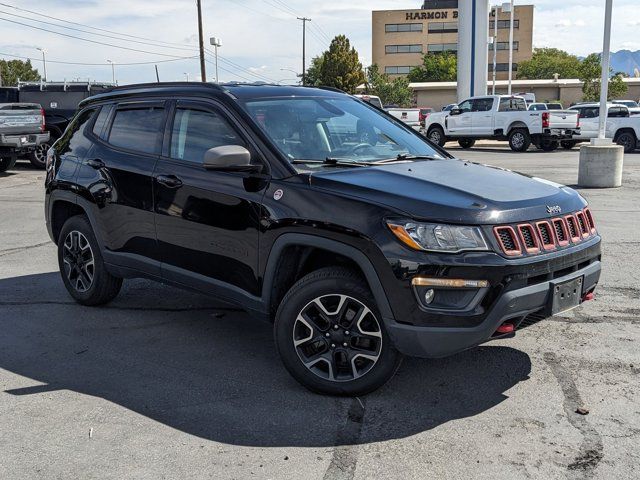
[106,59,115,84]
[184,72,190,82]
[507,0,515,95]
[36,48,47,82]
[297,17,311,86]
[492,6,499,95]
[280,68,300,84]
[597,0,614,141]
[210,37,222,83]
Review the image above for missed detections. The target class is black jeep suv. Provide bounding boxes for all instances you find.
[45,83,601,395]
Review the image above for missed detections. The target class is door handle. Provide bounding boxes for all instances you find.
[86,158,105,169]
[156,174,183,189]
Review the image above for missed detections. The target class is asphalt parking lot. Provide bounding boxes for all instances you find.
[1,146,639,480]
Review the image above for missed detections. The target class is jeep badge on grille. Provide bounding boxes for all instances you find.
[546,205,562,214]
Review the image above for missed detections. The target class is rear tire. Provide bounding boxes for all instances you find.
[615,131,637,153]
[274,267,402,396]
[29,142,51,169]
[458,138,476,149]
[58,215,122,306]
[508,128,531,152]
[427,126,446,147]
[539,139,559,152]
[561,140,577,150]
[0,155,17,173]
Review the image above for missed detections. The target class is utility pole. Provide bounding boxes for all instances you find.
[492,6,499,94]
[507,0,515,94]
[297,17,311,86]
[37,47,47,82]
[107,59,115,84]
[196,0,207,82]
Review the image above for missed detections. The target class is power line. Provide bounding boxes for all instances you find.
[0,15,190,58]
[0,51,198,66]
[0,1,198,50]
[203,48,276,82]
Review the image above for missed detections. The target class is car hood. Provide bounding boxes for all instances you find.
[309,159,586,224]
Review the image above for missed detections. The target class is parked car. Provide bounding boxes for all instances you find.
[528,103,563,111]
[423,95,580,152]
[612,99,640,115]
[354,94,383,109]
[385,107,421,130]
[45,82,601,395]
[17,82,113,168]
[0,102,50,172]
[442,103,457,112]
[563,103,635,150]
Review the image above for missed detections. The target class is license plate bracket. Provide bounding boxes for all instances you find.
[551,276,583,314]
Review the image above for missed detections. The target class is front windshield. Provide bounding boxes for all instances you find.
[241,96,443,165]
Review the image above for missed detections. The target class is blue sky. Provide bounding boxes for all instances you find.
[1,0,639,85]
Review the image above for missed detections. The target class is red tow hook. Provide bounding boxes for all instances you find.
[496,323,515,334]
[582,292,595,302]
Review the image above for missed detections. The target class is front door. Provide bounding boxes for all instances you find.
[153,100,268,299]
[471,97,495,135]
[447,99,473,135]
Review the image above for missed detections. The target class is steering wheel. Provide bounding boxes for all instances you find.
[347,143,377,156]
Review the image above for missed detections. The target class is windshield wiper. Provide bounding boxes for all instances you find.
[291,158,370,167]
[367,154,442,165]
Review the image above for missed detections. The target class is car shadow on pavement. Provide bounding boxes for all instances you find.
[0,272,532,448]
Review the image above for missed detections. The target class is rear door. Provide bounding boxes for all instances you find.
[79,100,167,275]
[570,106,598,139]
[153,99,268,298]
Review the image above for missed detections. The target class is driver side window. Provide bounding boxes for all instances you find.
[170,107,246,163]
[457,100,473,113]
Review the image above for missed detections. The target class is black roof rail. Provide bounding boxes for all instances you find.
[315,85,347,94]
[105,81,227,93]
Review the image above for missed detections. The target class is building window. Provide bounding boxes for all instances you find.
[385,23,423,33]
[488,62,518,72]
[385,66,413,75]
[489,19,520,29]
[489,41,519,51]
[427,43,458,53]
[385,44,423,54]
[428,21,458,33]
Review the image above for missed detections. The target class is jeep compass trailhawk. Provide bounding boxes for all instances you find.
[44,83,601,395]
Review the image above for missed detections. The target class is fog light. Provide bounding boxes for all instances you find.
[424,288,435,304]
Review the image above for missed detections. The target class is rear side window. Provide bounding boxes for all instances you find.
[56,108,96,155]
[499,97,527,111]
[92,104,113,139]
[108,104,165,154]
[608,107,628,118]
[170,107,245,163]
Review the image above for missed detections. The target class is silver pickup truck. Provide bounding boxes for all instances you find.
[0,103,50,172]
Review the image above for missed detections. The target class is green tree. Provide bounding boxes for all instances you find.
[304,54,325,87]
[365,64,412,107]
[0,58,41,86]
[314,35,365,93]
[579,53,628,101]
[517,48,582,80]
[407,52,457,82]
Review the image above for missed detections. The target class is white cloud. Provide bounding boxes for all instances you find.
[0,0,638,84]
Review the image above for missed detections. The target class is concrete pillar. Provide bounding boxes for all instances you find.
[457,0,490,102]
[578,144,624,188]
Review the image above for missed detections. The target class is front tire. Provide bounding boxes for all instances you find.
[0,155,17,173]
[427,126,446,147]
[58,215,122,306]
[508,128,531,152]
[458,138,476,149]
[274,267,402,396]
[29,142,51,169]
[615,131,637,153]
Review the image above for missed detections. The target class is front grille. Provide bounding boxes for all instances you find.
[494,226,521,255]
[493,208,597,257]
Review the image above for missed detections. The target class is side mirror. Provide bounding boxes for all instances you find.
[450,107,462,116]
[203,145,258,172]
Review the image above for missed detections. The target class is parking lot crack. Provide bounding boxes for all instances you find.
[0,241,52,257]
[322,397,366,480]
[544,352,603,478]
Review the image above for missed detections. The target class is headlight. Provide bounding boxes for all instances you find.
[387,221,488,253]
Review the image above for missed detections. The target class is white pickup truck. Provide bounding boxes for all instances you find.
[423,95,580,152]
[386,107,421,131]
[563,103,640,152]
[0,103,50,171]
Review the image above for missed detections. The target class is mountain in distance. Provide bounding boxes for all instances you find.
[610,50,640,76]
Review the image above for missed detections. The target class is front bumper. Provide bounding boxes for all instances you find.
[386,259,600,358]
[0,132,50,149]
